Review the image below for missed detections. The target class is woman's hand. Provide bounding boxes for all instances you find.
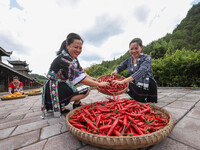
[111,70,117,76]
[98,82,109,87]
[112,80,124,85]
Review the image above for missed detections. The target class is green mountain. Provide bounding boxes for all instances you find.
[85,3,200,87]
[30,73,47,84]
[144,2,200,58]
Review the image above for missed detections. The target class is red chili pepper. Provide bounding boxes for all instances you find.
[139,107,150,114]
[81,128,87,132]
[123,115,128,126]
[130,126,139,136]
[125,112,141,117]
[97,107,111,113]
[113,129,122,136]
[69,120,78,124]
[131,124,144,135]
[72,124,84,129]
[107,118,119,136]
[95,114,102,126]
[89,115,95,122]
[99,125,111,131]
[82,115,97,130]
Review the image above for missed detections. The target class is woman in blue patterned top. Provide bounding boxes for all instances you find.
[42,33,109,117]
[111,38,157,103]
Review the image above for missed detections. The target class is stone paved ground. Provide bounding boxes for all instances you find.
[0,87,200,150]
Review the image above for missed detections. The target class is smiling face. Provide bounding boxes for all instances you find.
[129,42,143,59]
[66,39,83,58]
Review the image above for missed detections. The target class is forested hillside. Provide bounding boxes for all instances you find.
[31,74,47,84]
[144,2,200,58]
[85,2,200,87]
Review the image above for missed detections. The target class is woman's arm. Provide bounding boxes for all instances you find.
[112,76,134,85]
[111,69,118,76]
[81,76,109,87]
[113,58,129,74]
[8,88,12,94]
[19,82,23,92]
[86,74,97,81]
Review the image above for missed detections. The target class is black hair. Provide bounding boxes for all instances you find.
[57,33,84,55]
[129,38,143,47]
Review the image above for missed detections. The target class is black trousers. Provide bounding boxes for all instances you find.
[127,78,157,103]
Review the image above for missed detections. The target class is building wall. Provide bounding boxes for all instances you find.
[0,70,10,92]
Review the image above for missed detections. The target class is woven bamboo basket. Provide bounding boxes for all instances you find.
[97,75,129,96]
[66,105,174,149]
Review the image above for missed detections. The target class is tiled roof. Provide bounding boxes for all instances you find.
[0,47,12,57]
[0,62,33,81]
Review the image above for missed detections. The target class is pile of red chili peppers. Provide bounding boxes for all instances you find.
[69,95,169,136]
[97,75,128,94]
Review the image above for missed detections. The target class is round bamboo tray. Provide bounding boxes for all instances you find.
[1,95,26,101]
[66,105,174,149]
[97,75,129,96]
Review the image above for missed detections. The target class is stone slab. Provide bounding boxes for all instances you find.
[194,101,200,108]
[151,137,196,150]
[168,92,186,98]
[163,106,188,123]
[40,123,62,140]
[43,132,82,150]
[177,94,200,102]
[0,112,10,119]
[169,116,200,150]
[0,115,43,130]
[0,130,40,150]
[24,111,42,118]
[155,102,169,108]
[0,126,16,140]
[166,101,195,110]
[0,114,25,124]
[8,110,32,117]
[190,90,200,94]
[157,97,177,103]
[11,120,48,136]
[59,121,68,133]
[19,140,47,150]
[186,107,200,120]
[47,117,65,125]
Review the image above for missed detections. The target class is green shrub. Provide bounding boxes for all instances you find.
[152,49,200,87]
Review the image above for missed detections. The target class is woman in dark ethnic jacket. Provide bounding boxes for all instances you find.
[42,33,108,117]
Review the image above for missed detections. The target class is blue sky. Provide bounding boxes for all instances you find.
[9,0,23,10]
[0,0,199,75]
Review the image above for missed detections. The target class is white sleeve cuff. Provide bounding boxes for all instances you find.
[71,73,86,85]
